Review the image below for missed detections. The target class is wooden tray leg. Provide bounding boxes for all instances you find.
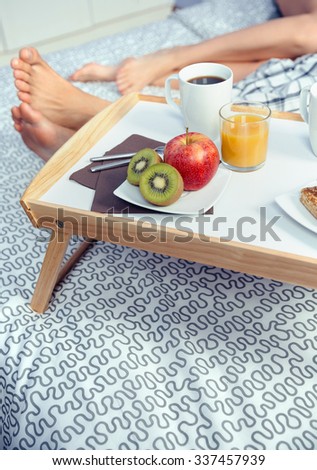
[31,229,72,313]
[31,231,94,313]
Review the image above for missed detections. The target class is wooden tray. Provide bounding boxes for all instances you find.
[21,93,317,313]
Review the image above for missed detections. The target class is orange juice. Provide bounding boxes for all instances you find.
[221,113,269,170]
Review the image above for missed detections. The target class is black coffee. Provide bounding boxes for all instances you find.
[188,75,225,85]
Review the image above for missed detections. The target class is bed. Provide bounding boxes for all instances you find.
[1,2,317,450]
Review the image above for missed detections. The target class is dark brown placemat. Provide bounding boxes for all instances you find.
[69,134,165,213]
[92,165,157,214]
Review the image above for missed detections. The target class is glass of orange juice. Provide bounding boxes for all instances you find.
[219,101,271,171]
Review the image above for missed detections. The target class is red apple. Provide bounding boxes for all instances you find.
[164,131,220,190]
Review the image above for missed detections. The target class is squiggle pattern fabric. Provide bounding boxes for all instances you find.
[1,3,317,450]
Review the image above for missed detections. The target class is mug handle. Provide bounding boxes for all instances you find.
[165,73,180,112]
[300,85,311,123]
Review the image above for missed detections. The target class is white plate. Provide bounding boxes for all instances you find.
[113,165,231,214]
[275,181,317,234]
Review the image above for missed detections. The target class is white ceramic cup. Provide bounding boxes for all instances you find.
[165,62,233,140]
[300,82,317,156]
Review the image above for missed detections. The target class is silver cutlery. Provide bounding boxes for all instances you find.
[90,152,134,162]
[90,145,165,172]
[90,158,131,173]
[90,145,165,162]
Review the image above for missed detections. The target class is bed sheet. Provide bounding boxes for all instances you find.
[1,4,317,450]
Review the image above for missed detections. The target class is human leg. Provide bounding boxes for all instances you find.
[11,47,111,130]
[114,50,265,94]
[116,56,264,93]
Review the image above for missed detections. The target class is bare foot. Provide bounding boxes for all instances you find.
[11,47,111,130]
[69,62,117,82]
[116,50,177,94]
[12,102,74,161]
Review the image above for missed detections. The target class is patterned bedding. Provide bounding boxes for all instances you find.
[1,3,317,450]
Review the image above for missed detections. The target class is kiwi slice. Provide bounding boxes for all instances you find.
[127,148,161,186]
[139,163,184,206]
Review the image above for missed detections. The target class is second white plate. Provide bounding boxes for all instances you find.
[275,181,317,234]
[114,165,231,215]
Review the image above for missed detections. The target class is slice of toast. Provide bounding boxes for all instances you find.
[300,186,317,220]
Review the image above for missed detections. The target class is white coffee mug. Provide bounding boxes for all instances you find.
[300,82,317,156]
[165,62,233,140]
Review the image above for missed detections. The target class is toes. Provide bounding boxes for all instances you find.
[11,106,23,131]
[116,77,136,95]
[123,87,138,95]
[11,57,32,74]
[11,105,22,121]
[19,47,33,62]
[69,71,82,81]
[19,47,41,65]
[20,102,41,122]
[117,84,131,95]
[10,58,19,69]
[116,62,140,94]
[13,121,23,132]
[116,81,126,95]
[12,102,41,126]
[15,79,30,93]
[116,75,130,94]
[17,91,31,104]
[11,105,20,116]
[13,69,30,82]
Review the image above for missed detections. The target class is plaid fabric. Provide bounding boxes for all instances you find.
[234,54,317,112]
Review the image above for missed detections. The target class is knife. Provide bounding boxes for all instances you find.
[90,152,135,162]
[90,158,131,173]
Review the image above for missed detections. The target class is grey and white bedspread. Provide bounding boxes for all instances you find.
[1,3,317,450]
